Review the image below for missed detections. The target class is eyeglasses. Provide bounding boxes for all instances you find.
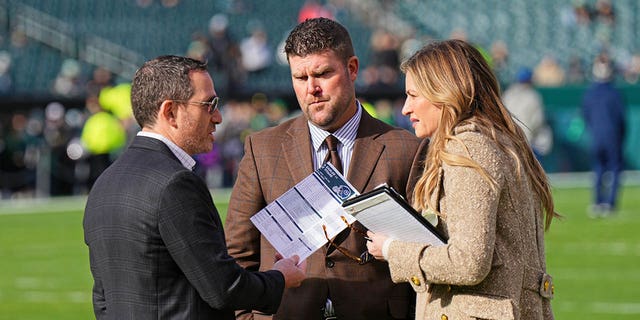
[172,96,220,114]
[322,216,375,265]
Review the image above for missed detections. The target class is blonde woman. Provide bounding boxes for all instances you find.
[367,39,558,320]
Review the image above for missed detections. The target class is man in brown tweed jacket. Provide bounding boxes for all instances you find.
[224,18,424,320]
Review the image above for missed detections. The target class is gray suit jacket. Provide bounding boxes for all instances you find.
[83,136,285,320]
[225,110,423,320]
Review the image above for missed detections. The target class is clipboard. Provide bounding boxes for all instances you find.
[342,186,447,246]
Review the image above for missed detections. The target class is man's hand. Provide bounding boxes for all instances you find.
[272,254,306,288]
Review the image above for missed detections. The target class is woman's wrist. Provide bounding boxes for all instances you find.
[382,238,394,260]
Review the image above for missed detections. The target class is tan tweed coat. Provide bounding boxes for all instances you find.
[386,123,554,320]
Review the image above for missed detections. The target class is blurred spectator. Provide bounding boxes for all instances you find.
[51,59,85,98]
[43,102,76,196]
[297,0,334,22]
[160,0,180,8]
[593,0,615,45]
[193,145,223,188]
[490,40,510,85]
[85,66,114,97]
[594,0,615,25]
[248,92,270,131]
[265,99,288,126]
[215,100,252,187]
[502,67,553,158]
[582,53,626,217]
[623,52,640,84]
[185,32,211,62]
[573,1,593,26]
[566,55,587,85]
[10,29,28,49]
[361,28,401,92]
[533,55,566,87]
[239,21,272,74]
[0,50,13,94]
[98,83,137,140]
[206,13,245,96]
[135,0,153,8]
[80,87,128,190]
[371,99,395,125]
[0,113,38,198]
[449,28,492,67]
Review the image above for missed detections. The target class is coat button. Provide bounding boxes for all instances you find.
[441,314,448,320]
[325,258,335,268]
[544,280,550,291]
[410,276,421,286]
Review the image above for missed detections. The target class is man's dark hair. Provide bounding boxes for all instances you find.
[284,17,355,62]
[130,55,208,128]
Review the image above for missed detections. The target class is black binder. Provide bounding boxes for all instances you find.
[342,186,447,245]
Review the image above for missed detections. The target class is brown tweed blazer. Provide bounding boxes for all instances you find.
[386,123,554,320]
[225,109,424,320]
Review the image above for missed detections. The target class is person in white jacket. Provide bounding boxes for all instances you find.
[502,67,553,157]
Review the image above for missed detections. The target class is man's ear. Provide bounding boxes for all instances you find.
[347,56,359,82]
[159,100,179,127]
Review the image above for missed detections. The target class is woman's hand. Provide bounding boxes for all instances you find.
[366,231,389,261]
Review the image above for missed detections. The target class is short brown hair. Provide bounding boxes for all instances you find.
[284,17,355,63]
[130,55,207,128]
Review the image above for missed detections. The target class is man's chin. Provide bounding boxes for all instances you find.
[309,114,335,129]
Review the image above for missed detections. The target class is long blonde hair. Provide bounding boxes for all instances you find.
[402,39,557,230]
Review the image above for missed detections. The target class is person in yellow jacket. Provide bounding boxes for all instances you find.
[80,87,128,189]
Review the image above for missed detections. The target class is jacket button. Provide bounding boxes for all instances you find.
[325,258,335,268]
[410,276,421,286]
[441,314,448,320]
[544,280,550,291]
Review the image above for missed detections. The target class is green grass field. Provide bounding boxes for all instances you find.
[1,185,639,319]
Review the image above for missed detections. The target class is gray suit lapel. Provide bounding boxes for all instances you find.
[132,136,180,163]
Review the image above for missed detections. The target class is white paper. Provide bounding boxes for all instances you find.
[343,191,445,246]
[250,163,359,261]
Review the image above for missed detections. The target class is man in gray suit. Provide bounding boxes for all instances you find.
[83,55,306,320]
[225,18,423,320]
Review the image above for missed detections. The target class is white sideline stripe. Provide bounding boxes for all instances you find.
[552,268,640,281]
[591,302,640,314]
[0,189,233,216]
[20,290,90,303]
[556,241,640,256]
[547,170,640,188]
[557,301,640,314]
[1,171,639,215]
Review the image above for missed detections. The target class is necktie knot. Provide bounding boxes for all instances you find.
[325,135,339,151]
[324,135,343,174]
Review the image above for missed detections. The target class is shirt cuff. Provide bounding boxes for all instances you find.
[382,238,394,260]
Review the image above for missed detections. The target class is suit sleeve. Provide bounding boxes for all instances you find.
[225,135,265,270]
[387,133,504,287]
[158,170,283,312]
[89,251,107,319]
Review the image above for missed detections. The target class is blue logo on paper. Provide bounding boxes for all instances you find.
[333,185,353,200]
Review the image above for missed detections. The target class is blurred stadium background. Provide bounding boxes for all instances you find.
[0,0,639,319]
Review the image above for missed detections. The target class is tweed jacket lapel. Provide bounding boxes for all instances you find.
[281,111,387,192]
[283,116,315,183]
[348,111,385,192]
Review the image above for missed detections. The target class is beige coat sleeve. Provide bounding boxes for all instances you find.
[387,130,507,289]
